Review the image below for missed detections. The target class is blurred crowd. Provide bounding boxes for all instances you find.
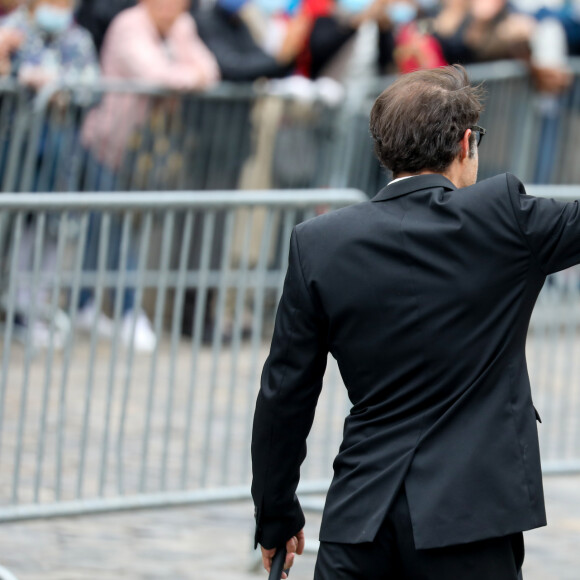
[1,0,579,352]
[0,0,578,91]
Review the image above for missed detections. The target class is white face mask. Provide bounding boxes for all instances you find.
[34,4,73,35]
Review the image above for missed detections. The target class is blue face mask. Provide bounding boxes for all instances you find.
[253,0,292,16]
[337,0,374,15]
[218,0,249,13]
[34,5,73,35]
[387,2,418,25]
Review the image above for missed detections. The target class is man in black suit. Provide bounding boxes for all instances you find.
[251,65,579,579]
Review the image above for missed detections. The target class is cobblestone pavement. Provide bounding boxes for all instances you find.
[0,324,579,579]
[0,475,576,580]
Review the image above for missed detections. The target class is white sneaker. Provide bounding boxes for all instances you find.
[25,319,65,350]
[121,309,157,352]
[75,302,114,338]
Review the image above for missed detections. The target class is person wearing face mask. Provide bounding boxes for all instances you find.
[0,0,98,88]
[387,0,447,73]
[0,0,99,350]
[81,0,219,170]
[77,0,220,352]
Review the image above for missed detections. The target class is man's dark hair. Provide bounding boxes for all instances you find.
[369,65,485,176]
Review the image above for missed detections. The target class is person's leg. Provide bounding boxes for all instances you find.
[314,510,404,580]
[402,533,524,580]
[392,487,524,580]
[79,151,118,310]
[85,150,139,315]
[78,211,100,310]
[106,212,137,316]
[107,213,156,351]
[314,538,403,580]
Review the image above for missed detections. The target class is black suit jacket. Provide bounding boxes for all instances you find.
[194,6,290,82]
[251,173,580,551]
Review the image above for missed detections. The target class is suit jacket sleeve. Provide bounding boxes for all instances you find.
[195,9,290,82]
[251,227,328,550]
[507,173,580,274]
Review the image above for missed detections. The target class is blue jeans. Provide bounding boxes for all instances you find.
[78,153,137,315]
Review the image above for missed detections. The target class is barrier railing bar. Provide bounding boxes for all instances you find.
[11,270,304,288]
[33,212,69,502]
[559,277,577,461]
[0,480,333,523]
[77,212,110,498]
[55,212,89,500]
[240,209,278,483]
[221,209,255,485]
[155,210,176,492]
[118,211,153,495]
[0,213,23,466]
[525,185,580,200]
[3,93,28,193]
[98,212,132,497]
[136,211,159,494]
[0,190,368,210]
[201,210,236,488]
[179,211,216,489]
[276,210,295,306]
[13,212,46,502]
[164,209,194,488]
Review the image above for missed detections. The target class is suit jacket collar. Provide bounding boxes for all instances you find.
[372,174,457,202]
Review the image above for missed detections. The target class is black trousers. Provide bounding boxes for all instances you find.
[314,487,525,580]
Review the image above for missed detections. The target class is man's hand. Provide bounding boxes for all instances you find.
[18,65,57,90]
[261,529,305,579]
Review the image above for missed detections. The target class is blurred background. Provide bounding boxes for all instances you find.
[0,0,579,578]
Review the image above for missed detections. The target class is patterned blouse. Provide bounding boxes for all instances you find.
[0,7,99,83]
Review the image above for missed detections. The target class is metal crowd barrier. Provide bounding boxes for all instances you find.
[0,189,365,524]
[0,185,579,578]
[521,58,580,184]
[0,79,31,194]
[523,185,580,474]
[1,61,580,200]
[0,80,341,195]
[0,185,578,518]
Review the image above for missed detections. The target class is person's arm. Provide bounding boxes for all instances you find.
[277,13,312,64]
[251,227,328,554]
[506,173,580,275]
[0,27,22,76]
[196,13,290,82]
[106,13,213,90]
[170,14,220,87]
[213,43,290,81]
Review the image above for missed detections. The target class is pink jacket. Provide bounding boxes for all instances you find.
[82,4,220,171]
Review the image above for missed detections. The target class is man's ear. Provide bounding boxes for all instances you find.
[460,129,472,160]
